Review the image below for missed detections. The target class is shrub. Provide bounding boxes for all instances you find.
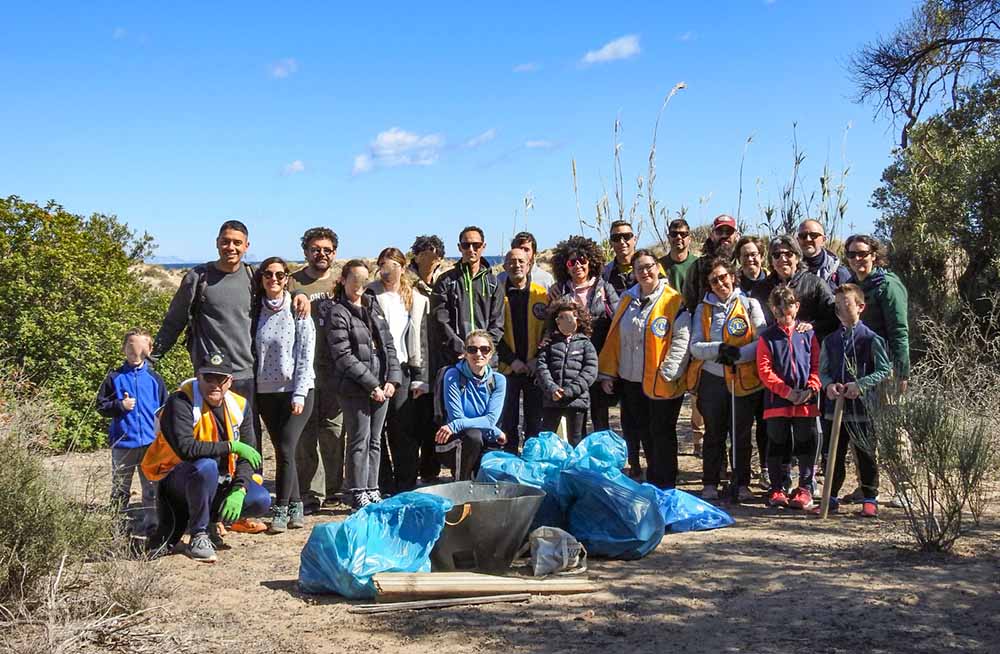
[0,196,191,450]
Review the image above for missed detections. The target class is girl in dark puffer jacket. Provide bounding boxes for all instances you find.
[535,300,599,445]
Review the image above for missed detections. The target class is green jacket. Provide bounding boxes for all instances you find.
[853,268,910,379]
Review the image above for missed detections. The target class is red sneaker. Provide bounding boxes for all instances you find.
[767,489,789,507]
[859,500,878,518]
[788,487,814,510]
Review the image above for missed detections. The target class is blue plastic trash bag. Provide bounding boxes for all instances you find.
[566,430,627,476]
[644,485,735,532]
[559,468,665,559]
[477,451,565,529]
[521,431,574,466]
[298,491,453,599]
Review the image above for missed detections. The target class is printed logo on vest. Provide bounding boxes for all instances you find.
[209,354,223,366]
[650,316,669,337]
[532,302,548,320]
[726,316,749,338]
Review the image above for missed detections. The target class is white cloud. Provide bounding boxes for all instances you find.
[282,160,305,175]
[269,58,299,79]
[525,140,556,149]
[581,34,640,65]
[512,62,539,73]
[112,27,127,40]
[352,127,445,175]
[464,128,497,148]
[679,31,696,42]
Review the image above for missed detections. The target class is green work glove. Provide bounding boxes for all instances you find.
[220,488,246,523]
[230,441,262,469]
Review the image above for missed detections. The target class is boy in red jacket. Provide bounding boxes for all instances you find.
[756,287,822,509]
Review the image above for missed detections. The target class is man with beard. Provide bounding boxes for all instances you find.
[796,219,850,292]
[288,227,345,512]
[682,214,741,312]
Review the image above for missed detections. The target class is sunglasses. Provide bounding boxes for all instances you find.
[464,345,492,355]
[669,230,690,238]
[610,232,634,243]
[714,227,736,237]
[708,273,730,285]
[202,373,231,385]
[567,257,588,267]
[262,270,287,280]
[459,241,484,251]
[309,246,335,256]
[771,250,796,260]
[797,231,823,241]
[846,250,872,259]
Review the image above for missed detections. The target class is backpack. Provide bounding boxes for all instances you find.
[432,365,497,424]
[182,262,256,356]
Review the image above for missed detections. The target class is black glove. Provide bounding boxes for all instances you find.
[716,344,741,366]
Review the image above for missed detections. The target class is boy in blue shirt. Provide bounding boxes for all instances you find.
[97,327,168,537]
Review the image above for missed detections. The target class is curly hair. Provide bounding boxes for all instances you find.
[546,298,593,338]
[300,227,339,252]
[551,235,606,285]
[410,234,445,259]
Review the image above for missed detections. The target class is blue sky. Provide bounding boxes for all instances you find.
[0,1,913,261]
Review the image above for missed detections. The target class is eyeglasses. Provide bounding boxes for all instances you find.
[567,257,588,267]
[797,231,823,241]
[708,273,730,285]
[668,231,690,239]
[771,250,796,261]
[610,232,634,243]
[740,251,761,260]
[309,247,335,256]
[459,241,484,251]
[846,249,872,259]
[262,270,287,280]
[202,373,231,385]
[635,262,658,274]
[464,345,492,355]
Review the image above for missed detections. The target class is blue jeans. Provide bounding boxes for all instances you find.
[158,458,271,536]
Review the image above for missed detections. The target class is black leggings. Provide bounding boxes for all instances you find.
[541,407,588,446]
[257,390,315,505]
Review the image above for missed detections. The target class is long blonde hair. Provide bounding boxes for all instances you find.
[377,247,413,310]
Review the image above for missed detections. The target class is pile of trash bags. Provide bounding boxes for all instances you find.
[478,431,733,560]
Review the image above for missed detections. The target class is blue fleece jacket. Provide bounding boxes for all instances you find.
[96,361,168,448]
[442,360,507,441]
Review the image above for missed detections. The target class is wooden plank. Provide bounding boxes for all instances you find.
[819,396,846,519]
[349,594,531,614]
[373,572,599,601]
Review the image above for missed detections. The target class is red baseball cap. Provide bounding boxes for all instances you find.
[712,214,737,230]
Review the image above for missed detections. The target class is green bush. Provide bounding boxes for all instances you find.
[0,196,191,450]
[0,371,112,602]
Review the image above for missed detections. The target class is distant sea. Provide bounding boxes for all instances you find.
[158,256,505,270]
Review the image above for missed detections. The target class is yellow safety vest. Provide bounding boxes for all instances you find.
[499,280,549,374]
[686,297,762,397]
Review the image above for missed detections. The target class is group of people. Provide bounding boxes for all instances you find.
[96,213,909,563]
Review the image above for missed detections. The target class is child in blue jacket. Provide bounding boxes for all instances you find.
[97,328,168,537]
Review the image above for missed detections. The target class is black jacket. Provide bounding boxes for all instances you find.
[756,268,838,341]
[535,332,599,410]
[430,263,505,375]
[548,278,620,353]
[320,294,402,398]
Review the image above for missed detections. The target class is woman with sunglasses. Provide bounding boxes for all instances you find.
[688,258,767,500]
[549,236,620,432]
[435,331,507,480]
[598,249,690,487]
[843,235,909,390]
[367,247,428,494]
[756,235,838,342]
[252,257,316,532]
[321,260,402,511]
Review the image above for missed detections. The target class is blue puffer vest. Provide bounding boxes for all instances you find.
[822,321,877,417]
[759,322,815,413]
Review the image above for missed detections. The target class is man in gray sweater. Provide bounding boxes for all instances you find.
[152,221,310,482]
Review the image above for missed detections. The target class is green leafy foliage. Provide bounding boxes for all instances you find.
[873,75,1000,313]
[0,196,191,450]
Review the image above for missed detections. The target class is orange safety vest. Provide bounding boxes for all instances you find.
[686,296,762,397]
[598,285,688,400]
[141,379,246,482]
[498,280,549,374]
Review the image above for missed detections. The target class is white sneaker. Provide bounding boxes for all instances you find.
[701,485,719,500]
[888,493,909,509]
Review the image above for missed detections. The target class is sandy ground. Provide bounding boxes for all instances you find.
[41,402,1000,654]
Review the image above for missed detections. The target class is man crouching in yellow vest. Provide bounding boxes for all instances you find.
[142,352,270,563]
